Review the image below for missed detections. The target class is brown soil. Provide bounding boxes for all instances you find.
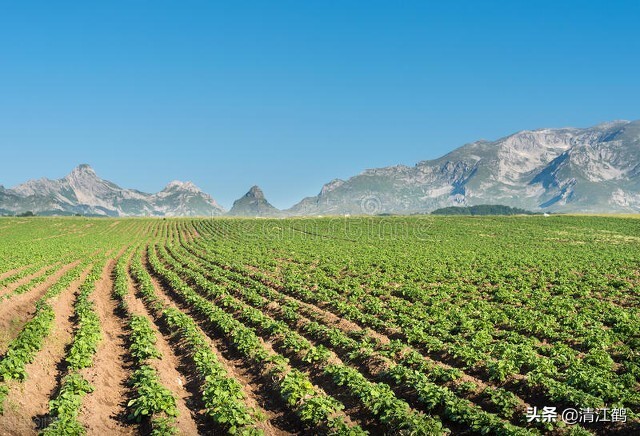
[122,271,200,435]
[260,297,521,432]
[247,269,537,415]
[77,259,137,435]
[185,252,532,430]
[267,284,391,346]
[0,264,59,298]
[143,259,298,435]
[0,266,29,282]
[205,334,294,436]
[0,262,78,355]
[0,267,92,435]
[164,246,375,429]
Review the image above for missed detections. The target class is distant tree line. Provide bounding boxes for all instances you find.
[0,211,38,217]
[430,204,538,216]
[1,211,86,217]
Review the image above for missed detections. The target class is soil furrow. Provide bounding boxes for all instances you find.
[148,252,370,434]
[77,259,137,435]
[122,265,200,435]
[177,245,530,430]
[0,262,78,355]
[0,264,59,298]
[142,256,304,435]
[0,266,29,282]
[0,267,92,435]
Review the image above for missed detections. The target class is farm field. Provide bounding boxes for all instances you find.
[0,216,638,435]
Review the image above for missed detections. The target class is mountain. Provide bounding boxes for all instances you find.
[0,164,225,217]
[228,186,280,217]
[3,120,640,217]
[288,120,640,215]
[152,181,225,217]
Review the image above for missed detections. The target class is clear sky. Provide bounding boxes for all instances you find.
[1,1,639,209]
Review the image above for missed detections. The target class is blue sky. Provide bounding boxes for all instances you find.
[1,1,639,209]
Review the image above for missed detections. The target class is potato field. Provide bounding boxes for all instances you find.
[0,216,638,435]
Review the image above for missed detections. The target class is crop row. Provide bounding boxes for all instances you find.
[147,244,371,435]
[165,242,550,436]
[130,247,265,435]
[42,260,106,435]
[7,264,61,299]
[0,264,46,289]
[184,235,633,415]
[0,262,89,412]
[154,243,448,435]
[112,250,180,435]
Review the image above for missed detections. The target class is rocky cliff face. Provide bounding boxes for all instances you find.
[288,120,640,214]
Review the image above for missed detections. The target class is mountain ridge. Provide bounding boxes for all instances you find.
[0,164,225,217]
[2,119,640,216]
[286,119,640,215]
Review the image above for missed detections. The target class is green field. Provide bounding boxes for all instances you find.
[0,216,638,435]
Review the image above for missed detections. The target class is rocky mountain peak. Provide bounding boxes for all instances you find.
[163,180,201,193]
[77,163,94,171]
[320,179,345,196]
[67,164,98,179]
[229,185,279,217]
[246,185,265,199]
